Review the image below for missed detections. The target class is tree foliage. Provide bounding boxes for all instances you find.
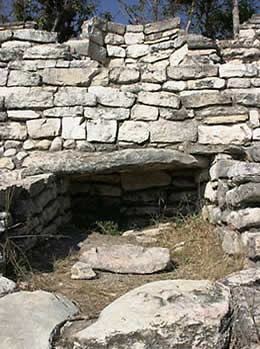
[12,0,100,41]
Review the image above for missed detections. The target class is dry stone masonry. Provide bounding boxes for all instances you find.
[0,14,260,264]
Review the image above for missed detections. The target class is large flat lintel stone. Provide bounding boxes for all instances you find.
[22,148,208,177]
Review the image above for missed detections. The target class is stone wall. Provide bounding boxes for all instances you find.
[1,14,260,261]
[0,15,260,172]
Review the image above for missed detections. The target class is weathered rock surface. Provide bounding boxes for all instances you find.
[22,148,208,176]
[71,262,96,280]
[0,276,16,297]
[79,244,171,274]
[0,290,78,349]
[72,280,231,349]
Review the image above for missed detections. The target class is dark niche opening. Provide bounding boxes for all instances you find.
[69,167,205,231]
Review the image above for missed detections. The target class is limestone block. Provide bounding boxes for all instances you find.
[163,80,186,92]
[87,119,117,143]
[167,65,218,80]
[4,148,16,156]
[91,68,109,87]
[226,208,260,230]
[203,114,248,125]
[62,117,86,140]
[42,67,99,86]
[54,87,97,107]
[50,137,63,151]
[27,119,61,139]
[0,122,27,140]
[226,183,260,208]
[89,86,135,108]
[6,87,55,108]
[23,139,35,150]
[8,71,41,87]
[0,30,13,42]
[144,18,180,34]
[105,33,124,45]
[84,106,130,120]
[187,78,225,90]
[118,121,149,144]
[13,29,57,43]
[169,44,188,65]
[16,151,28,161]
[107,22,126,35]
[252,128,260,140]
[221,229,242,256]
[141,69,166,84]
[131,104,158,121]
[107,45,125,57]
[227,78,251,88]
[249,109,259,128]
[160,107,193,120]
[0,48,23,62]
[43,106,83,118]
[0,157,15,170]
[0,69,8,86]
[67,39,90,56]
[243,232,260,260]
[71,262,96,280]
[126,24,143,32]
[150,120,197,143]
[36,140,51,150]
[64,139,76,149]
[181,90,231,108]
[138,91,180,108]
[126,44,150,58]
[231,88,260,107]
[219,63,258,78]
[125,32,144,45]
[109,67,140,84]
[88,41,107,63]
[251,78,260,87]
[196,105,248,118]
[198,124,252,145]
[24,44,71,60]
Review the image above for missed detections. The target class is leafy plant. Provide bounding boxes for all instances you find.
[95,220,121,236]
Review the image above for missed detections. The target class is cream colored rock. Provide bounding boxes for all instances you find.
[118,121,149,144]
[150,120,197,143]
[109,67,140,84]
[0,157,15,170]
[84,106,130,120]
[198,124,252,145]
[131,104,158,121]
[124,32,144,45]
[167,65,218,80]
[107,45,125,57]
[105,33,124,45]
[6,87,55,108]
[89,86,135,108]
[62,117,86,140]
[126,44,149,58]
[13,29,57,43]
[71,262,96,280]
[8,71,41,87]
[24,43,70,59]
[87,119,117,143]
[0,69,8,86]
[169,43,188,65]
[42,67,99,86]
[219,63,258,78]
[43,106,83,118]
[27,119,61,139]
[203,114,248,125]
[7,110,40,120]
[163,80,186,92]
[138,91,180,108]
[0,122,27,140]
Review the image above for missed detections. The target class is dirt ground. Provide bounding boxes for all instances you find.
[16,215,244,319]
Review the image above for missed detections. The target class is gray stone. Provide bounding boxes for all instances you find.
[24,43,70,60]
[226,183,260,208]
[5,87,55,109]
[87,119,117,143]
[67,39,90,56]
[219,63,258,78]
[72,280,230,349]
[181,90,231,108]
[0,290,78,349]
[141,68,167,83]
[42,67,99,86]
[231,88,260,107]
[118,121,149,144]
[0,69,8,86]
[0,30,13,42]
[125,32,144,45]
[144,18,180,34]
[131,104,158,121]
[13,29,57,43]
[71,262,96,280]
[27,119,61,139]
[62,117,86,140]
[163,80,186,92]
[107,22,126,35]
[107,45,125,57]
[167,65,218,80]
[22,148,207,177]
[169,44,188,65]
[160,107,194,121]
[126,24,144,32]
[126,44,150,58]
[105,32,124,45]
[43,106,83,118]
[226,208,260,230]
[138,91,180,108]
[80,244,170,274]
[198,124,251,145]
[50,137,63,151]
[88,41,107,64]
[0,122,27,140]
[8,71,41,87]
[150,119,197,143]
[187,78,225,90]
[242,232,260,260]
[0,276,16,297]
[85,106,129,120]
[110,67,140,84]
[89,86,135,108]
[54,87,96,107]
[227,78,251,88]
[221,229,243,256]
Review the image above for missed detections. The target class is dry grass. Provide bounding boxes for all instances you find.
[17,214,245,317]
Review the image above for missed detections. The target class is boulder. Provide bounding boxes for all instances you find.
[0,290,78,349]
[0,276,16,297]
[72,280,231,349]
[79,244,171,274]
